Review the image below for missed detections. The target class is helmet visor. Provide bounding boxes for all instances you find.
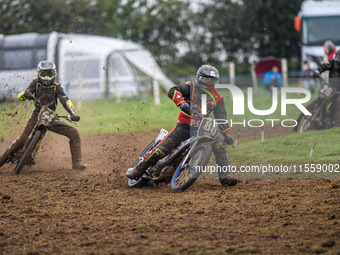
[40,70,54,78]
[198,75,219,87]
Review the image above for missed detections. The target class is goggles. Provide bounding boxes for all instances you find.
[40,70,54,78]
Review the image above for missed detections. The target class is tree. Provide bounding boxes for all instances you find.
[0,0,305,77]
[193,0,304,69]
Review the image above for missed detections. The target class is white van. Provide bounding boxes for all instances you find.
[295,0,340,69]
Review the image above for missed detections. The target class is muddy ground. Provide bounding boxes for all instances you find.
[0,126,339,254]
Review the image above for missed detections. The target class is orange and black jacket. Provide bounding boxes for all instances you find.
[24,79,76,115]
[317,59,340,90]
[168,81,231,135]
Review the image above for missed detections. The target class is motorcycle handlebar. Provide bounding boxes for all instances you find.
[58,116,80,126]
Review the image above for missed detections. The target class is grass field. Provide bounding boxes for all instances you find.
[0,87,316,135]
[1,89,338,167]
[230,128,340,165]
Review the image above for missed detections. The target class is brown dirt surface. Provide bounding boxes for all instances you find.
[0,127,339,254]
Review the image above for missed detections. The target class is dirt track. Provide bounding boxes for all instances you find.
[0,128,339,254]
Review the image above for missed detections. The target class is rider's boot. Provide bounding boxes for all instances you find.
[218,163,238,186]
[126,148,165,179]
[214,143,238,187]
[220,176,238,186]
[126,161,148,179]
[71,143,86,170]
[73,160,86,170]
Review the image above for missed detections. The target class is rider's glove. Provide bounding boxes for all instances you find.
[71,114,80,122]
[25,91,35,100]
[17,92,27,102]
[225,135,234,145]
[179,102,191,116]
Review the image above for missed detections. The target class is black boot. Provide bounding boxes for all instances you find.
[220,177,238,186]
[216,158,238,187]
[72,160,86,170]
[71,143,86,170]
[126,160,149,179]
[126,148,165,179]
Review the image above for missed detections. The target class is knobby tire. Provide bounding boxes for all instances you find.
[171,142,212,192]
[14,130,41,175]
[127,141,157,188]
[294,100,319,133]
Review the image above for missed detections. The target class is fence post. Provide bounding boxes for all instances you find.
[281,58,288,87]
[251,63,258,89]
[153,79,160,106]
[153,66,160,105]
[77,72,82,110]
[229,61,235,85]
[114,67,121,103]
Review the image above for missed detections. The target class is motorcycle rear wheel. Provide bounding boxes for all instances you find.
[14,130,41,175]
[171,142,212,192]
[127,141,157,188]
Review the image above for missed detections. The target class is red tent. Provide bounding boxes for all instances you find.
[255,56,282,77]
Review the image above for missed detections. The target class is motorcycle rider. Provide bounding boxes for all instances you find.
[0,61,86,170]
[126,65,237,186]
[315,49,340,127]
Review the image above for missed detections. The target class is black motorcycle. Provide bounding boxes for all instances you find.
[127,110,232,191]
[295,81,339,133]
[3,97,79,174]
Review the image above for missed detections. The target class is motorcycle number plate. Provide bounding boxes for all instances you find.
[197,118,219,139]
[319,85,334,99]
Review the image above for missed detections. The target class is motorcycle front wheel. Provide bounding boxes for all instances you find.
[170,142,212,192]
[294,100,319,133]
[14,130,41,175]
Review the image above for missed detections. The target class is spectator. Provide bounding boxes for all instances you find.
[263,66,282,92]
[300,60,316,93]
[323,40,337,60]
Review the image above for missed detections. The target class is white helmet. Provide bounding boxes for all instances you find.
[37,61,57,86]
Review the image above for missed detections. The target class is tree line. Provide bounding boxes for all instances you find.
[0,0,304,77]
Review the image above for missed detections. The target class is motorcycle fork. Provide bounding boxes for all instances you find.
[179,139,199,167]
[32,130,46,157]
[308,102,324,123]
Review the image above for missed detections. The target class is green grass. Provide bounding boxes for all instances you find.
[0,87,316,137]
[1,91,339,169]
[229,128,340,165]
[0,95,179,138]
[73,95,178,135]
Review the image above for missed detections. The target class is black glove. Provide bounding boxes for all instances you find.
[225,135,234,145]
[71,114,80,122]
[179,102,191,115]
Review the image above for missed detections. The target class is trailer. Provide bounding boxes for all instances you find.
[0,32,174,101]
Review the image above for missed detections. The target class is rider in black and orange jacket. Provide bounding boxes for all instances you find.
[316,49,340,127]
[0,61,86,170]
[126,65,237,186]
